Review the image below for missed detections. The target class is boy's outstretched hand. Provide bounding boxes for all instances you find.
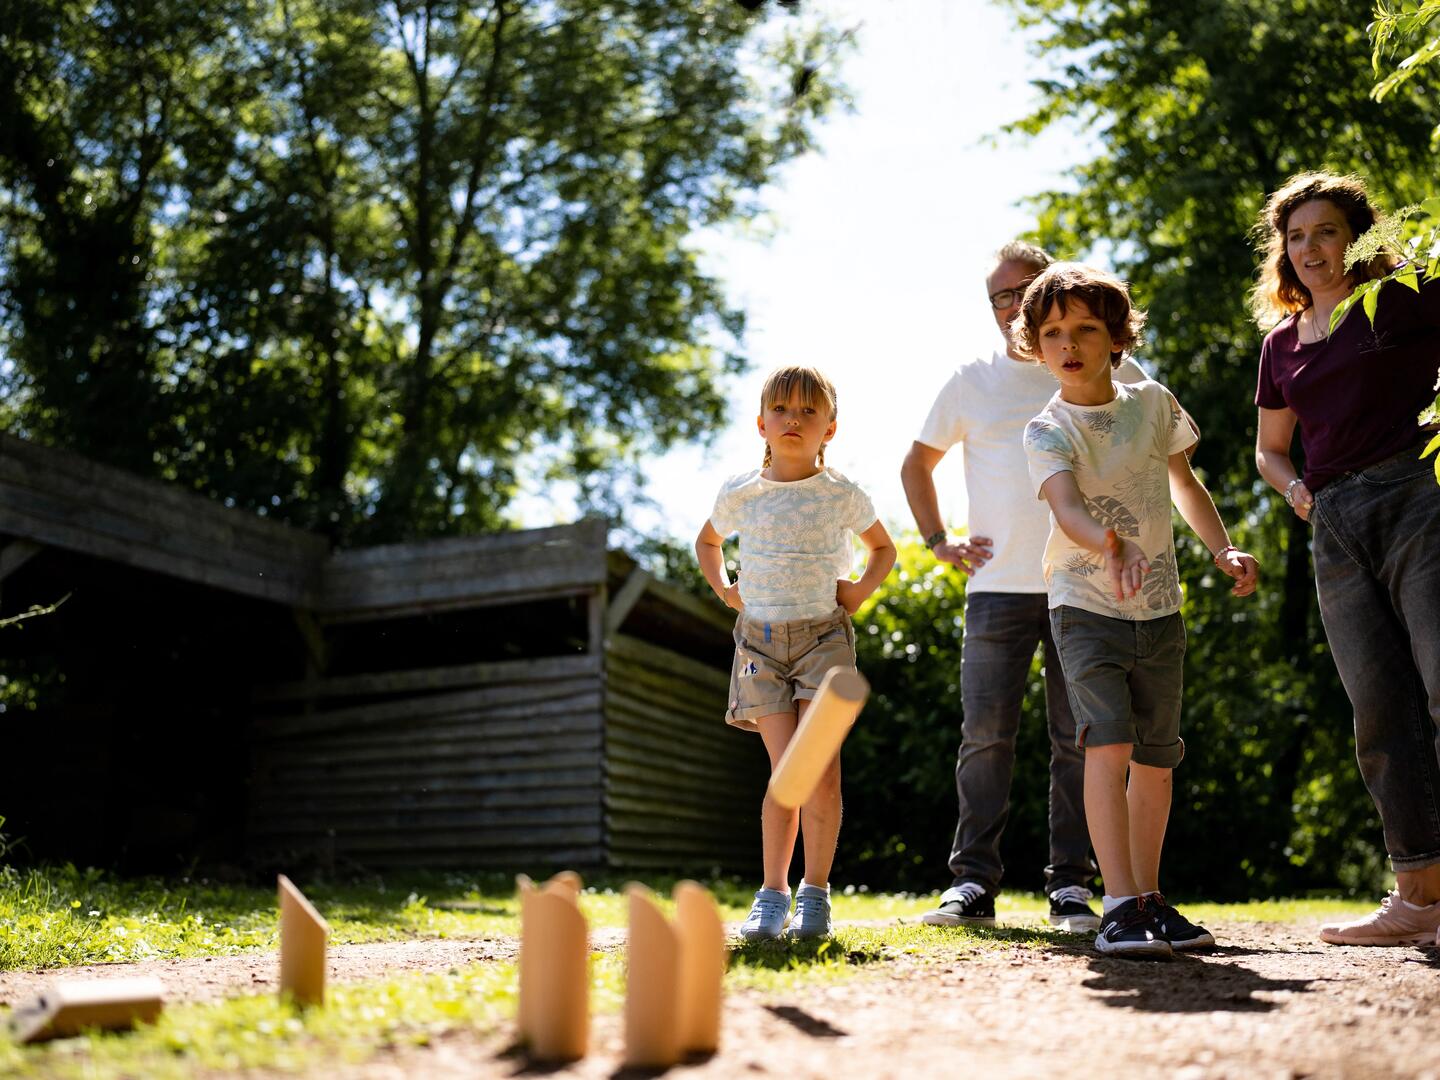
[1103,527,1151,602]
[1215,548,1260,597]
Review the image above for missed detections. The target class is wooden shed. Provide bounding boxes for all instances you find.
[0,433,764,874]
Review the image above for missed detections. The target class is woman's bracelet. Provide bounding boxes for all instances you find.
[1213,544,1240,567]
[1283,477,1304,507]
[924,530,947,550]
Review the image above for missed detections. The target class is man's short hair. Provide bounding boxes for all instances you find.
[992,240,1053,275]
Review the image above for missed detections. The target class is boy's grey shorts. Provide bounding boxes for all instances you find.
[1049,605,1186,769]
[726,606,857,731]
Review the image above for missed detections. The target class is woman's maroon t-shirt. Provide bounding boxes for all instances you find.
[1256,273,1440,491]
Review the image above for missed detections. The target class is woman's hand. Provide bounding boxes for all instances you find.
[932,535,993,576]
[1289,479,1314,523]
[836,579,864,615]
[723,581,744,612]
[1103,528,1150,602]
[1215,549,1260,597]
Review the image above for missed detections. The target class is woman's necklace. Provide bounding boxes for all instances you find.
[1302,306,1332,344]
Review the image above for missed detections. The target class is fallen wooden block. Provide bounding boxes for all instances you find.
[278,874,330,1007]
[516,872,588,1061]
[624,881,726,1068]
[768,666,869,809]
[7,977,165,1043]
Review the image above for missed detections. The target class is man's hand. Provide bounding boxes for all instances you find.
[1103,528,1150,601]
[836,579,864,615]
[933,535,994,577]
[1215,549,1260,597]
[1289,480,1314,523]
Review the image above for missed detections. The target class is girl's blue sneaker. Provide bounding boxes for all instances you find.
[789,882,832,938]
[740,888,791,941]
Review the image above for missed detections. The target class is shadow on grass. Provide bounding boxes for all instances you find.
[728,936,887,971]
[1082,954,1323,1013]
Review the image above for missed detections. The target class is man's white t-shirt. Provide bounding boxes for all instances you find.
[916,351,1146,594]
[1023,379,1199,621]
[709,467,878,623]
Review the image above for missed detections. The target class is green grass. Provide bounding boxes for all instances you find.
[0,874,1388,1080]
[0,863,1380,974]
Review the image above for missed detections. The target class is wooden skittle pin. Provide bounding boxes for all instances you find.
[278,874,329,1007]
[8,977,165,1043]
[624,884,682,1068]
[522,880,588,1061]
[516,871,586,1053]
[768,666,869,809]
[674,881,725,1055]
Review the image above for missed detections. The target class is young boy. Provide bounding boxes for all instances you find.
[1016,263,1259,958]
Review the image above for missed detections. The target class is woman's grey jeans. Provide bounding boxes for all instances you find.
[1311,441,1440,873]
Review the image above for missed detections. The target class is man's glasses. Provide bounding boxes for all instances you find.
[988,282,1034,310]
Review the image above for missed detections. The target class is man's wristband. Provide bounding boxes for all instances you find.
[1283,477,1303,507]
[924,530,947,550]
[1213,544,1240,567]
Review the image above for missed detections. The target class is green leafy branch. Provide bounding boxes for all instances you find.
[1369,0,1440,100]
[0,593,70,630]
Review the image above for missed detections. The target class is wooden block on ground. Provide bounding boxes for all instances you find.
[278,874,330,1007]
[624,884,681,1069]
[674,880,725,1055]
[521,881,588,1061]
[8,977,165,1043]
[768,667,869,809]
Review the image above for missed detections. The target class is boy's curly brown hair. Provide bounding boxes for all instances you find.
[1010,262,1147,368]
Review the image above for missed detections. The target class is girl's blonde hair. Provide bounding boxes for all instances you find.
[758,365,837,469]
[1249,171,1393,328]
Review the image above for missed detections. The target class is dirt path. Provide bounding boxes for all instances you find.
[4,918,1437,1079]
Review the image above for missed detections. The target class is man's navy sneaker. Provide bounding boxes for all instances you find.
[1048,884,1101,932]
[921,882,996,927]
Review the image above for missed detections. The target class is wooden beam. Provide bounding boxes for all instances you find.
[605,566,651,636]
[0,540,42,583]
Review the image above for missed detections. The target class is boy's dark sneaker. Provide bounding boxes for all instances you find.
[1047,884,1101,932]
[1148,893,1216,950]
[1093,896,1172,959]
[921,882,996,927]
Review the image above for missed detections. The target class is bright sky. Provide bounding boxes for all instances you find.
[519,0,1085,542]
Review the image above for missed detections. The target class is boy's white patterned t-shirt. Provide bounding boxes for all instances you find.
[1023,379,1198,621]
[709,467,878,622]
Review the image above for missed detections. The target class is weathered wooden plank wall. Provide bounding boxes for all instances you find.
[249,655,606,868]
[604,634,766,871]
[0,433,327,606]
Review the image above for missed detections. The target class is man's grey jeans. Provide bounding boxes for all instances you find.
[1311,442,1440,873]
[948,592,1093,893]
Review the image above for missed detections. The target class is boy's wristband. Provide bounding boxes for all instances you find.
[1213,544,1240,567]
[1283,478,1303,507]
[924,530,947,550]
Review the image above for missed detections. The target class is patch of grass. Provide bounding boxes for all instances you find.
[0,862,1381,976]
[0,960,519,1078]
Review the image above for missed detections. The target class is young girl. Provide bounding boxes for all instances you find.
[695,366,895,941]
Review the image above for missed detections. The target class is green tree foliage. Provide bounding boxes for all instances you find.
[0,1,848,540]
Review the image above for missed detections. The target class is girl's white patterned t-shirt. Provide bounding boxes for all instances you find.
[1023,379,1198,621]
[709,467,878,622]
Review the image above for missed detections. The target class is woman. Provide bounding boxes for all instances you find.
[1252,170,1440,946]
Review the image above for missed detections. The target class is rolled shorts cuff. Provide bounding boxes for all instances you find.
[726,699,796,731]
[1080,723,1184,768]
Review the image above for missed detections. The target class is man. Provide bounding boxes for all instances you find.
[901,241,1153,930]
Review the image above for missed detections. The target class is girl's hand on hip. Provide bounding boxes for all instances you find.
[933,536,993,577]
[723,582,744,612]
[835,579,864,615]
[1216,549,1260,597]
[1103,529,1150,602]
